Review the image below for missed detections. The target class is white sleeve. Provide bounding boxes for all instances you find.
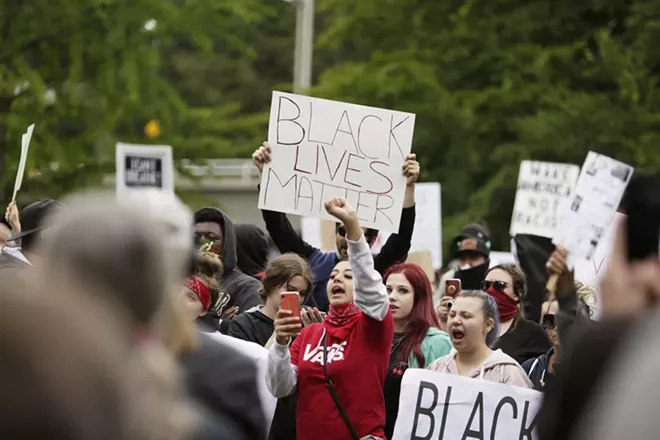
[265,339,298,398]
[347,234,389,321]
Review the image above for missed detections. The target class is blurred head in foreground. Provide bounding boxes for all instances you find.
[0,278,132,440]
[37,190,193,337]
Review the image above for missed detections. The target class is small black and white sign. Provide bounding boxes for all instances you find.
[124,155,163,188]
[509,161,580,238]
[392,369,542,440]
[116,143,173,196]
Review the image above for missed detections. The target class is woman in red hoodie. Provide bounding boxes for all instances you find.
[266,197,394,440]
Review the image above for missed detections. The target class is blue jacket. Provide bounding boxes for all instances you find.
[522,347,555,392]
[262,206,416,312]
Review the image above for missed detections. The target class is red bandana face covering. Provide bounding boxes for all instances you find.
[485,286,518,322]
[326,302,362,340]
[185,277,211,313]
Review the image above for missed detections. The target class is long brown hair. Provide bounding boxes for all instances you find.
[259,253,313,302]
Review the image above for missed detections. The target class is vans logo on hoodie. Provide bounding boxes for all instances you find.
[302,341,347,365]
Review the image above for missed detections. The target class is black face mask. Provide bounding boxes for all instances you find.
[454,260,490,290]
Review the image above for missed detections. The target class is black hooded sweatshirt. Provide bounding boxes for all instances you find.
[235,224,269,278]
[194,207,262,331]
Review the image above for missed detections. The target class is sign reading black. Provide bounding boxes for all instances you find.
[125,155,163,188]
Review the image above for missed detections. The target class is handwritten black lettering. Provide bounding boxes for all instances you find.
[388,114,410,160]
[357,114,382,159]
[331,110,359,153]
[307,101,332,145]
[343,153,364,188]
[263,168,297,206]
[276,96,305,145]
[296,176,314,211]
[374,195,394,225]
[356,191,374,223]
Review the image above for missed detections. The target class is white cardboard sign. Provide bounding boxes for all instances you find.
[554,152,633,265]
[510,161,580,238]
[371,182,442,267]
[12,123,35,201]
[258,92,416,232]
[393,369,542,440]
[115,143,174,197]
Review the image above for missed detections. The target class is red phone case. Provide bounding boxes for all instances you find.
[280,292,301,318]
[445,279,461,298]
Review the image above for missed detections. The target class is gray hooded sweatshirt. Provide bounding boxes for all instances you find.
[427,349,533,388]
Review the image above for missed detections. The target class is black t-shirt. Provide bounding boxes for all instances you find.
[227,309,274,346]
[493,317,551,365]
[384,332,408,440]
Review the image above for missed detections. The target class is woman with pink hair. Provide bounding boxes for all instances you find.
[383,263,453,439]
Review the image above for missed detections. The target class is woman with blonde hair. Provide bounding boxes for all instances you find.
[428,290,531,388]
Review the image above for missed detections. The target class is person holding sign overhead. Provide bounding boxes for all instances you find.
[266,197,393,440]
[253,142,419,313]
[427,290,532,388]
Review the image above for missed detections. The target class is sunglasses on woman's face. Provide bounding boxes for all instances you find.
[480,280,509,293]
[336,226,377,244]
[542,313,556,330]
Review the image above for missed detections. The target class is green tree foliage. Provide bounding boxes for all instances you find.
[5,0,660,260]
[313,0,660,253]
[0,0,269,200]
[158,1,296,161]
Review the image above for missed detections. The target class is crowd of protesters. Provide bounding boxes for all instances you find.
[1,139,659,440]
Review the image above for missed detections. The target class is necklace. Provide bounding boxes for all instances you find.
[391,333,406,354]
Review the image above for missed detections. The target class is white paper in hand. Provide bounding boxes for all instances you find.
[12,124,35,202]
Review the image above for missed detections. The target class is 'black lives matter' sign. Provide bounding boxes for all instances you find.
[124,155,163,188]
[392,369,542,440]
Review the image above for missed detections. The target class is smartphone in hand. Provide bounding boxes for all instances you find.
[445,279,462,298]
[625,175,660,261]
[280,292,301,319]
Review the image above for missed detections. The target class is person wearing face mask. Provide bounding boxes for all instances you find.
[427,290,531,387]
[484,264,550,365]
[266,197,393,440]
[382,263,452,440]
[436,223,491,327]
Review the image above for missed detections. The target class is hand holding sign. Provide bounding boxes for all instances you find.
[545,245,574,301]
[252,142,272,177]
[403,153,420,187]
[5,202,20,233]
